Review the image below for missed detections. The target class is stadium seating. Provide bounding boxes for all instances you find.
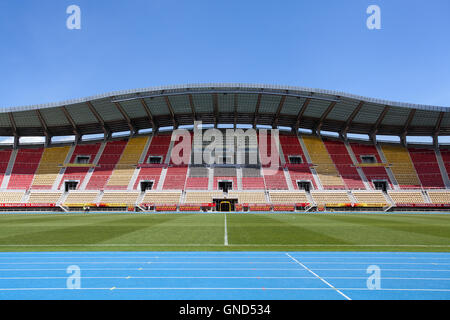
[242,177,266,189]
[106,137,149,189]
[279,135,316,190]
[141,192,182,205]
[145,135,171,163]
[0,131,449,211]
[212,167,237,190]
[311,191,351,204]
[100,192,139,205]
[408,147,445,188]
[426,191,450,204]
[381,145,421,188]
[31,146,70,189]
[64,192,99,204]
[185,192,223,204]
[228,191,266,204]
[440,148,450,179]
[262,168,288,190]
[185,177,209,190]
[134,167,163,191]
[259,132,289,190]
[241,168,265,189]
[0,192,25,203]
[352,191,388,205]
[323,139,365,189]
[302,136,345,188]
[350,142,393,188]
[86,140,127,190]
[28,192,63,204]
[7,148,44,190]
[163,167,189,190]
[58,143,101,190]
[133,135,171,190]
[0,150,12,186]
[162,132,191,190]
[269,191,309,204]
[387,191,426,204]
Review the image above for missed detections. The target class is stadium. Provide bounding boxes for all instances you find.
[0,83,449,300]
[0,83,449,213]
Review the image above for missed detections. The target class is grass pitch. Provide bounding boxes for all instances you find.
[0,213,449,252]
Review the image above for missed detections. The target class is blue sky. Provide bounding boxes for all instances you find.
[0,0,449,109]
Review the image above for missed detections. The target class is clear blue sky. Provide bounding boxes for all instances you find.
[0,0,449,109]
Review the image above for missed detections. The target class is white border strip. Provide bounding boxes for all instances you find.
[286,253,351,300]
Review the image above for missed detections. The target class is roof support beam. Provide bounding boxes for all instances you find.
[86,101,110,139]
[114,101,136,135]
[316,100,337,134]
[213,93,219,128]
[295,98,311,129]
[188,94,197,120]
[370,106,390,139]
[401,109,416,145]
[233,94,238,129]
[341,101,364,138]
[139,99,157,133]
[8,113,18,149]
[433,112,445,147]
[36,109,51,146]
[61,106,80,142]
[273,95,287,129]
[253,94,262,128]
[433,112,445,137]
[164,96,177,129]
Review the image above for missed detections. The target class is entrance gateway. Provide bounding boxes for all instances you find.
[213,198,238,212]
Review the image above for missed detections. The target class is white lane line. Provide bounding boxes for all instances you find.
[0,255,449,260]
[0,268,305,271]
[0,261,294,265]
[1,276,450,280]
[309,268,450,272]
[0,256,292,260]
[286,253,352,300]
[285,262,450,265]
[0,261,449,266]
[0,244,449,247]
[1,267,450,272]
[0,251,447,255]
[224,213,228,246]
[0,287,448,292]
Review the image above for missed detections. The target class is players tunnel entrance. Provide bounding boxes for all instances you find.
[213,199,238,212]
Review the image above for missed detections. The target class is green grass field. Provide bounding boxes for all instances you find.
[0,213,449,252]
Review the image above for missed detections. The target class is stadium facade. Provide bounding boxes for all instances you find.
[0,83,449,212]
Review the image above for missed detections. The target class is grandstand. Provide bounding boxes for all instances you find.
[0,84,449,212]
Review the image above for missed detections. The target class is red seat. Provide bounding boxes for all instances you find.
[409,147,445,188]
[8,148,44,189]
[350,142,393,188]
[324,140,365,190]
[85,141,127,190]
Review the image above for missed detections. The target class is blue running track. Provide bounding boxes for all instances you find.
[0,251,449,300]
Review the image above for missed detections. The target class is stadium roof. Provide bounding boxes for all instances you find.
[0,83,449,141]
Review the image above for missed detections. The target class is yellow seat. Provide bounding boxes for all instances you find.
[32,146,70,187]
[302,136,345,187]
[107,137,149,187]
[269,191,309,204]
[381,145,420,186]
